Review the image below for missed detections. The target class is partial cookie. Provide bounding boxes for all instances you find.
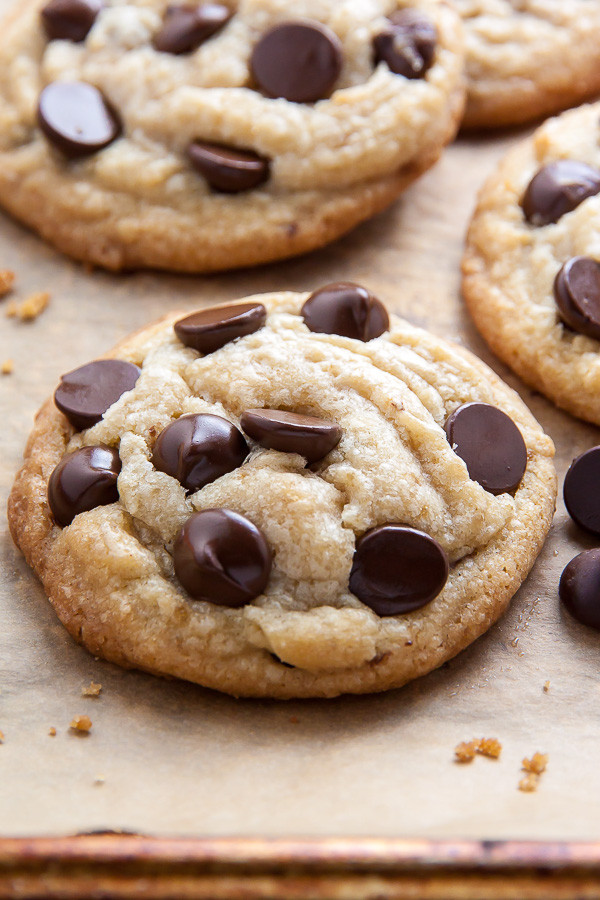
[0,0,464,272]
[8,287,556,698]
[456,1,600,129]
[463,102,600,425]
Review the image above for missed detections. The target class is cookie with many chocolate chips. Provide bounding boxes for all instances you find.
[0,0,464,273]
[463,102,600,426]
[455,0,600,129]
[8,290,556,698]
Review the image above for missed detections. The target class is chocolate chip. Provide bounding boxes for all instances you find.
[54,359,141,431]
[154,4,231,54]
[173,509,272,605]
[563,446,600,535]
[188,141,270,193]
[301,283,389,341]
[41,0,102,42]
[373,9,436,79]
[560,549,600,630]
[554,256,600,340]
[48,445,121,527]
[349,525,449,616]
[444,402,527,495]
[521,161,600,226]
[250,21,343,103]
[240,409,342,463]
[152,414,249,493]
[174,302,266,354]
[38,81,121,159]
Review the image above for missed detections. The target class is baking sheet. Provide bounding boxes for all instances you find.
[1,92,600,840]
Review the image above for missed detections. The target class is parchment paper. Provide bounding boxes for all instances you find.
[1,50,600,840]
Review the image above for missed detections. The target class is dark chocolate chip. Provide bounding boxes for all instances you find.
[444,402,527,495]
[240,409,342,463]
[48,445,121,527]
[154,3,231,54]
[54,359,141,431]
[38,81,121,159]
[554,256,600,340]
[188,141,270,193]
[563,446,600,535]
[41,0,102,42]
[250,21,342,103]
[173,508,272,605]
[174,302,266,354]
[152,414,249,493]
[301,282,389,341]
[560,549,600,630]
[349,524,449,616]
[521,161,600,226]
[373,9,436,79]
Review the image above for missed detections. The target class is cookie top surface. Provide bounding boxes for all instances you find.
[463,102,600,426]
[0,0,464,271]
[8,289,556,698]
[455,1,600,128]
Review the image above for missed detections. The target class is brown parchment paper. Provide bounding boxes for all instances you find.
[1,50,600,840]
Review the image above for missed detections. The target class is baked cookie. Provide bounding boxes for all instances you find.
[0,0,464,273]
[455,1,600,129]
[8,287,556,698]
[463,101,600,425]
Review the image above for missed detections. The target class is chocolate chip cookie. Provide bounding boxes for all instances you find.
[0,0,464,272]
[463,102,600,425]
[455,1,600,129]
[8,287,556,698]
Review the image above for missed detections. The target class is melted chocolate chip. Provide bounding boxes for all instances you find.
[48,445,121,527]
[349,524,449,616]
[373,9,436,79]
[563,446,600,535]
[41,0,102,42]
[152,414,249,492]
[174,302,266,354]
[521,161,600,226]
[173,509,272,605]
[554,256,600,340]
[38,81,121,158]
[560,549,600,630]
[240,409,342,463]
[301,283,389,341]
[154,3,231,54]
[54,359,141,431]
[188,141,270,193]
[444,402,527,495]
[250,21,342,103]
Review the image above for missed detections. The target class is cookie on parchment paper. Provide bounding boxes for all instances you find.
[0,0,464,272]
[455,0,600,129]
[463,101,600,425]
[8,287,556,698]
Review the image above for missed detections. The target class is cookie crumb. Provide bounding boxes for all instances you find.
[16,291,50,321]
[48,727,56,737]
[94,775,105,785]
[0,730,4,743]
[454,740,477,763]
[476,737,502,759]
[518,772,539,792]
[1,359,14,375]
[0,269,15,297]
[543,680,550,693]
[522,752,548,775]
[70,715,92,734]
[82,681,102,698]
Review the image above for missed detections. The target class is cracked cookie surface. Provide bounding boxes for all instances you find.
[0,0,464,272]
[456,0,600,128]
[8,290,556,698]
[463,102,600,425]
